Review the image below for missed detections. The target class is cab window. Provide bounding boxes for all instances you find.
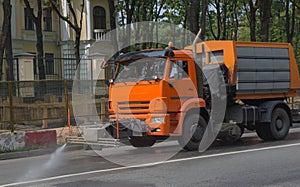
[169,60,189,79]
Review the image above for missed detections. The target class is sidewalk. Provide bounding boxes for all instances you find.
[0,144,84,160]
[0,126,83,160]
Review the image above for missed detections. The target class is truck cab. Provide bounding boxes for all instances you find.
[108,50,207,149]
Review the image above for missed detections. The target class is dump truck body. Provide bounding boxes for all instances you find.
[68,40,300,151]
[185,40,300,100]
[185,40,300,142]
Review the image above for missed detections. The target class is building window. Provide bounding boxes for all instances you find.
[24,7,34,30]
[43,8,52,31]
[93,6,106,30]
[63,55,76,80]
[45,53,54,75]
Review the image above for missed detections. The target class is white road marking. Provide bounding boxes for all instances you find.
[2,142,300,187]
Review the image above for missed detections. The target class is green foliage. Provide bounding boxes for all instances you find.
[114,0,300,60]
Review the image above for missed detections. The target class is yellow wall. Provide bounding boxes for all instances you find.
[0,0,110,80]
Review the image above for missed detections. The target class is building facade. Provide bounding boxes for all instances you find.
[0,0,112,80]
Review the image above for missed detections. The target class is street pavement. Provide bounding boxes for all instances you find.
[1,126,300,186]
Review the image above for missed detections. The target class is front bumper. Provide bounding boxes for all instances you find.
[109,114,170,137]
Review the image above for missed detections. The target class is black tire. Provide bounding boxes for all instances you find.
[239,126,245,137]
[178,113,207,151]
[256,107,290,141]
[270,107,290,140]
[255,123,273,141]
[128,136,156,147]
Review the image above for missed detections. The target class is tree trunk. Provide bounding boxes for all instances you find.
[5,12,13,81]
[0,0,12,80]
[184,0,191,31]
[216,0,221,40]
[290,1,296,43]
[285,0,291,43]
[286,0,296,43]
[141,0,147,49]
[36,0,45,80]
[24,0,46,80]
[123,0,136,52]
[221,0,227,40]
[108,0,118,54]
[248,0,261,41]
[190,0,200,35]
[260,0,272,42]
[200,0,207,40]
[233,2,239,40]
[75,31,81,68]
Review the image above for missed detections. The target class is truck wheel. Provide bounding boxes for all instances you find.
[129,136,156,147]
[270,107,290,140]
[255,123,273,141]
[239,126,245,137]
[178,113,207,151]
[256,107,290,141]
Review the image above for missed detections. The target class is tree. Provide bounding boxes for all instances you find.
[124,0,136,52]
[50,0,84,69]
[208,0,230,40]
[0,0,13,81]
[200,0,207,40]
[24,0,46,80]
[244,0,261,41]
[108,0,118,53]
[285,0,296,43]
[184,0,200,35]
[260,0,272,42]
[112,0,300,65]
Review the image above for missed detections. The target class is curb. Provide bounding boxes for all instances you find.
[0,145,84,160]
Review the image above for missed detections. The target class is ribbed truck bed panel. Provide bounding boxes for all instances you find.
[236,46,290,95]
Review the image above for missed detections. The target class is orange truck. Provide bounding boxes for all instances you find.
[102,39,300,151]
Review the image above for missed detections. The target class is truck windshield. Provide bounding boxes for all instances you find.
[114,57,167,83]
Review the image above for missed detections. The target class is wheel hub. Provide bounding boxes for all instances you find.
[190,123,203,141]
[275,118,283,130]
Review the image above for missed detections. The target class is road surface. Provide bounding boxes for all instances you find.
[1,127,300,187]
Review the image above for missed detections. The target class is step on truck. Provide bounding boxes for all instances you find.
[68,34,300,151]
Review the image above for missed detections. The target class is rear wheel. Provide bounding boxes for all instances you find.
[255,123,273,141]
[129,136,156,147]
[256,107,290,141]
[178,113,207,151]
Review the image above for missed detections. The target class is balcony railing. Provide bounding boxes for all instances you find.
[94,29,110,41]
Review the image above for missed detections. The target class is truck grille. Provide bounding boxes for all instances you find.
[117,101,150,113]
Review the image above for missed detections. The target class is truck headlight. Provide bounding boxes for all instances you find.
[151,117,165,124]
[149,97,167,113]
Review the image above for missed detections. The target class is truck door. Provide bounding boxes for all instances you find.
[166,60,198,112]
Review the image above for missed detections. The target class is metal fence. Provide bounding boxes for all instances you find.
[0,80,109,131]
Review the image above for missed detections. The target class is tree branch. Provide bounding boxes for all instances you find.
[67,0,79,29]
[23,0,37,23]
[79,0,85,32]
[290,0,300,9]
[254,0,262,10]
[50,0,77,31]
[155,0,166,21]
